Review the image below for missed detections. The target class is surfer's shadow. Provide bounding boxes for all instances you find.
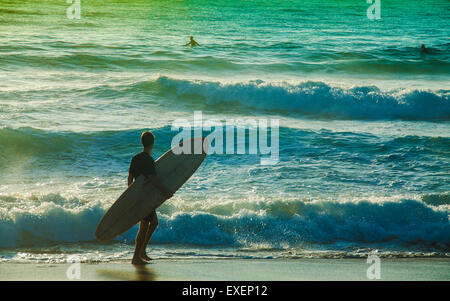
[97,265,156,281]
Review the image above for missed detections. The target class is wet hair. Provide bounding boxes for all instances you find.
[141,131,155,147]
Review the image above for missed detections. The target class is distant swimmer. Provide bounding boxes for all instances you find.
[421,44,431,55]
[184,35,200,47]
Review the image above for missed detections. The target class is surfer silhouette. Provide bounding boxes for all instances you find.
[128,131,173,265]
[421,44,431,55]
[184,35,200,47]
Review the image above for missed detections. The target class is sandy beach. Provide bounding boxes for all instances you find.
[1,258,449,281]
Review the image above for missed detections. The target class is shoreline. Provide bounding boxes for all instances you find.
[1,258,449,281]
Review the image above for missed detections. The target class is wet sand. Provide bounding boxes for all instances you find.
[1,258,449,281]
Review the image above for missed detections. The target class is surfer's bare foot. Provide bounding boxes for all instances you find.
[131,257,147,265]
[141,254,152,261]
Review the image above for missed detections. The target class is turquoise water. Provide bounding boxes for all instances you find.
[0,0,449,263]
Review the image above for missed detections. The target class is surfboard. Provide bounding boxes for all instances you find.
[95,137,208,242]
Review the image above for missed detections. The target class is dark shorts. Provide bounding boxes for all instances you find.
[142,210,156,222]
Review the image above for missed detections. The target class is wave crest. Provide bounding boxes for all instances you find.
[153,77,450,120]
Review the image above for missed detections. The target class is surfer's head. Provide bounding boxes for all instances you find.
[141,131,155,148]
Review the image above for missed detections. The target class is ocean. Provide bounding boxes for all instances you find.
[0,0,449,264]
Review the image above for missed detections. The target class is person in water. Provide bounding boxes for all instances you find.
[128,131,172,264]
[185,35,200,47]
[421,44,430,55]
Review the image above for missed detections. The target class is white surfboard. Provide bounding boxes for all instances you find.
[95,137,208,242]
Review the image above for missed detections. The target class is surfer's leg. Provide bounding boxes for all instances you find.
[140,211,158,260]
[132,220,149,264]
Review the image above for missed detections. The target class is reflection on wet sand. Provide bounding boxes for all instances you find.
[97,264,156,281]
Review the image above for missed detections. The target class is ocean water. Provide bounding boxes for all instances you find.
[0,0,449,263]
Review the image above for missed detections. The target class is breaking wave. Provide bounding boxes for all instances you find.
[1,193,448,251]
[134,76,450,120]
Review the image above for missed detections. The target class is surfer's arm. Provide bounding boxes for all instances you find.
[146,174,173,199]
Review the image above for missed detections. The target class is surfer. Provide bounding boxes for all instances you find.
[184,35,200,47]
[128,131,173,265]
[421,44,430,55]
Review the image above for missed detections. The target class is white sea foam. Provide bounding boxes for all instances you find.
[0,193,448,251]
